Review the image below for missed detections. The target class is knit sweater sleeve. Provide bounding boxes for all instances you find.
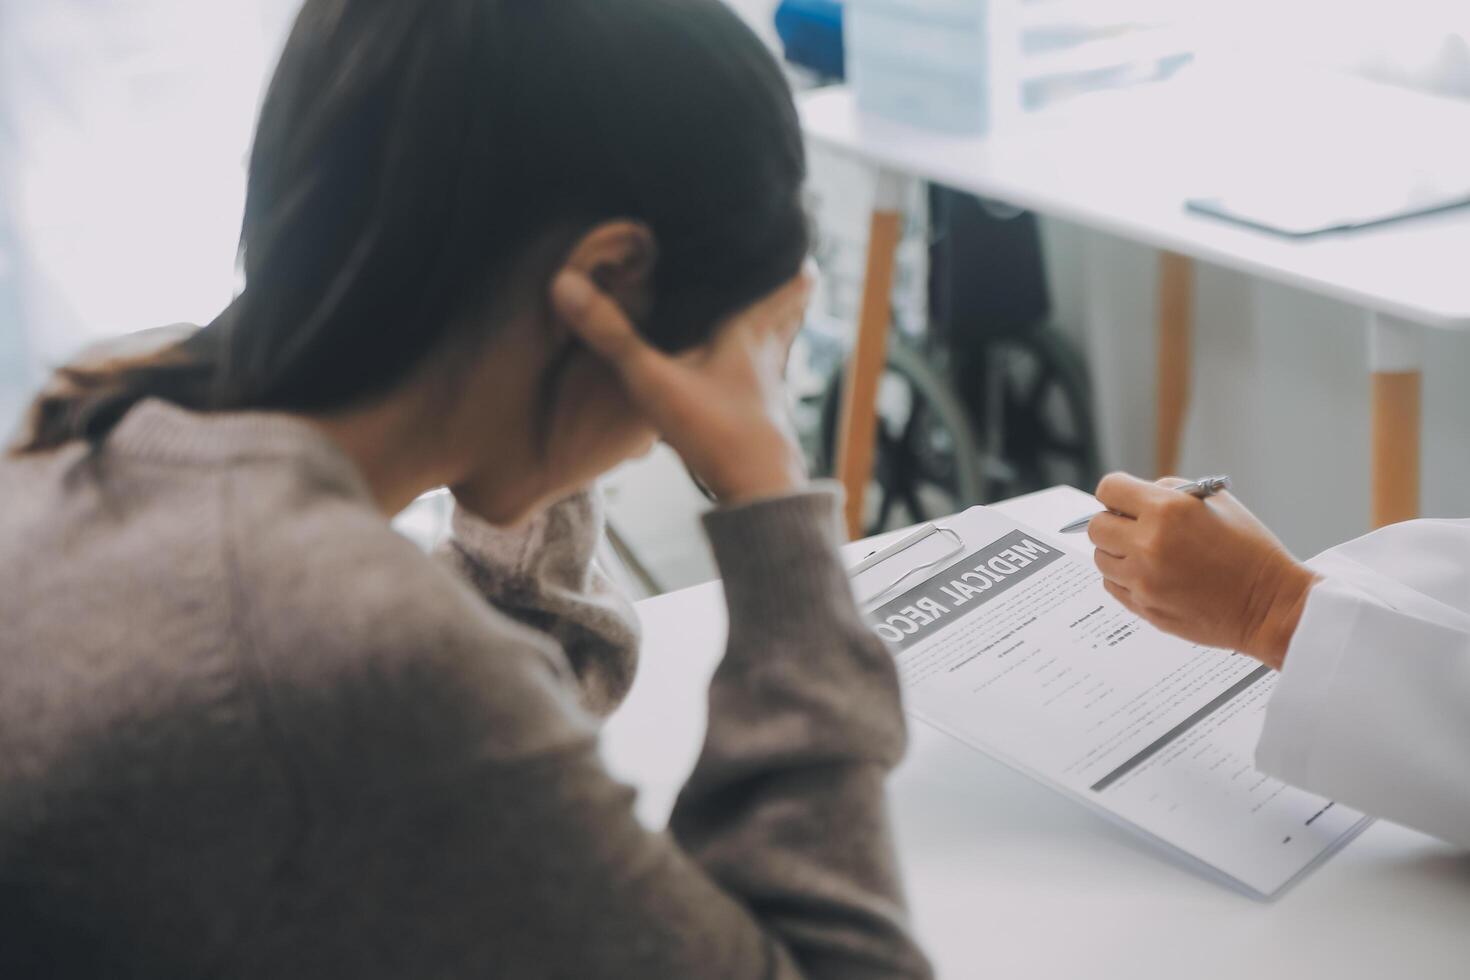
[233,486,930,979]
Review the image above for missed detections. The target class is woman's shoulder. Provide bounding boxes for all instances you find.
[3,414,595,790]
[3,397,597,792]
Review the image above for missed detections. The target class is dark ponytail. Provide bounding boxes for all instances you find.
[20,332,216,453]
[16,0,808,454]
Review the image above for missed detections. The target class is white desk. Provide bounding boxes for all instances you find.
[601,487,1470,979]
[803,69,1470,535]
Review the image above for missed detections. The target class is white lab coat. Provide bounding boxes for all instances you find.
[1257,519,1470,848]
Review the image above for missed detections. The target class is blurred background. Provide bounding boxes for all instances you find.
[4,0,1470,590]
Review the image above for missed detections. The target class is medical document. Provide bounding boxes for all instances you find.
[855,506,1369,898]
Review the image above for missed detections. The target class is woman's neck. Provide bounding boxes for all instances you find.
[306,396,458,517]
[302,359,547,523]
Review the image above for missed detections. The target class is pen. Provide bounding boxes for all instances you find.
[1058,475,1232,534]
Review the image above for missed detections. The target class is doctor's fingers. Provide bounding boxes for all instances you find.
[1094,471,1166,518]
[1087,511,1138,557]
[1101,578,1141,614]
[1103,578,1186,635]
[1093,549,1137,587]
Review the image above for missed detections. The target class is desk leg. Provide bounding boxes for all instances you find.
[1155,251,1194,478]
[836,170,905,538]
[1369,315,1423,528]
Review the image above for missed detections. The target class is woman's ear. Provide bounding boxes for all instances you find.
[559,221,658,327]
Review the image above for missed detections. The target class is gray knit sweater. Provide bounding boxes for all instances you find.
[0,399,929,978]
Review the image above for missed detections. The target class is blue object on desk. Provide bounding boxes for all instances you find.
[845,0,990,135]
[775,0,846,81]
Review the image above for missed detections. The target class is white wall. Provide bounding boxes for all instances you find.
[0,0,298,413]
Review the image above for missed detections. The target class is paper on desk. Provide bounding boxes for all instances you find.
[852,506,1369,899]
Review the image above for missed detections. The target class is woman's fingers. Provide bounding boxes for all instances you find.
[779,262,819,344]
[730,266,815,344]
[761,266,816,325]
[551,265,813,504]
[551,270,673,388]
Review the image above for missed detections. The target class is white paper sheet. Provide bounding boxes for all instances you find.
[853,506,1370,898]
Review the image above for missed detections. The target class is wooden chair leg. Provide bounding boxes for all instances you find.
[836,171,905,539]
[1369,315,1422,528]
[1155,251,1193,479]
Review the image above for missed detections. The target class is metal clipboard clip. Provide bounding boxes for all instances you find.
[849,523,966,607]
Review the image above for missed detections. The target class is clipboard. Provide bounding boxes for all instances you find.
[849,523,966,606]
[840,506,1371,899]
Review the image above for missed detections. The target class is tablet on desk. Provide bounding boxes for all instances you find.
[1187,172,1470,239]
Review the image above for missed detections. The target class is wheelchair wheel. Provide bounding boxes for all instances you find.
[818,339,985,536]
[959,321,1101,501]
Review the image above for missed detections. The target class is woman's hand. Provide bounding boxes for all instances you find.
[550,267,813,505]
[1087,473,1319,669]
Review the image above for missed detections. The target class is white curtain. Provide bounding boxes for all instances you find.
[0,0,298,431]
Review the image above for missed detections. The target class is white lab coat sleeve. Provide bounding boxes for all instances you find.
[1256,519,1470,848]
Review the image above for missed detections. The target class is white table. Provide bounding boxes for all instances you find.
[601,486,1470,980]
[804,67,1470,536]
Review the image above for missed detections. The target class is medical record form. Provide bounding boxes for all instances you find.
[853,506,1370,898]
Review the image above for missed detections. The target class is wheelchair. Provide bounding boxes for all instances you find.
[779,0,1101,536]
[795,187,1102,536]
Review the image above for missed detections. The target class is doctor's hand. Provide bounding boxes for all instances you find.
[551,267,812,506]
[1087,473,1320,670]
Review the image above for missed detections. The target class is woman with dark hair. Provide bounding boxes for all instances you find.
[0,1,931,977]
